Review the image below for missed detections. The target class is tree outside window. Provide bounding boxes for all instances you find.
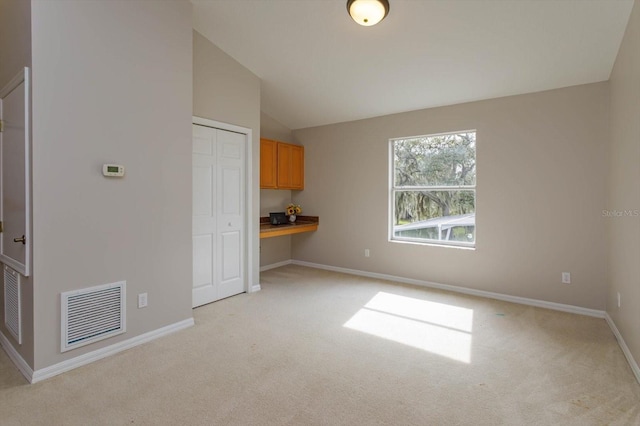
[391,131,476,247]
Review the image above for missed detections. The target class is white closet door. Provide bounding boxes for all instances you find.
[216,129,245,300]
[192,124,245,307]
[192,124,218,307]
[0,68,30,276]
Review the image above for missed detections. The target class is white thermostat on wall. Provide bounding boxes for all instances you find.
[102,164,125,177]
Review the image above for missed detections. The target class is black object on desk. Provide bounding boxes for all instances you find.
[269,212,288,225]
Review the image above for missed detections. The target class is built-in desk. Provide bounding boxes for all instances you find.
[259,216,319,239]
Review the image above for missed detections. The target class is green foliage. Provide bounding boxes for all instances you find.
[394,132,476,224]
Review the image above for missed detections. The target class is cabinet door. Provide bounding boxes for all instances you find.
[264,140,305,190]
[290,144,304,190]
[260,138,277,189]
[277,142,292,188]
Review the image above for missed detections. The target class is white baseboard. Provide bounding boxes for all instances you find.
[291,260,606,318]
[29,318,194,384]
[605,313,640,384]
[260,259,292,272]
[0,330,34,383]
[251,284,262,292]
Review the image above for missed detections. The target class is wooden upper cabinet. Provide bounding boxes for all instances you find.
[276,142,292,188]
[289,144,304,190]
[260,138,277,189]
[260,138,304,190]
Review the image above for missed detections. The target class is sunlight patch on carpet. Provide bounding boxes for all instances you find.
[344,292,473,363]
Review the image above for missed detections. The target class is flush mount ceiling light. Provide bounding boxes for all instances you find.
[347,0,390,26]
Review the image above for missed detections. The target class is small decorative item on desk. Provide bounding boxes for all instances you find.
[286,203,302,223]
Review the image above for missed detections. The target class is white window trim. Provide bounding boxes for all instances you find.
[388,130,476,249]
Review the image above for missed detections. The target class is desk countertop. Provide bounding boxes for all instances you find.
[259,216,319,238]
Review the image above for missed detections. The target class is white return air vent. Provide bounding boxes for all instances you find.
[4,265,22,344]
[61,281,126,352]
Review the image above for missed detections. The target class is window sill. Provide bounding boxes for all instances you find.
[389,238,476,250]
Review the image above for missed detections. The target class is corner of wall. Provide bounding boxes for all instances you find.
[606,0,640,380]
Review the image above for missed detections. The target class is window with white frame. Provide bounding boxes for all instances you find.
[390,131,476,247]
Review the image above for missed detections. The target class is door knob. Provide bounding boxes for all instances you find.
[13,235,26,245]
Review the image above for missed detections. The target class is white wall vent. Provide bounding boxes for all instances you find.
[61,281,126,352]
[3,265,22,344]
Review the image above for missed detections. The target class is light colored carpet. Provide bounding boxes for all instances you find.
[1,264,639,425]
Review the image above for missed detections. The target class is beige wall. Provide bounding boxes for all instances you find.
[0,0,31,86]
[260,112,294,267]
[193,30,261,288]
[293,83,609,310]
[0,0,34,367]
[608,1,640,365]
[260,189,292,268]
[31,0,193,369]
[261,112,294,144]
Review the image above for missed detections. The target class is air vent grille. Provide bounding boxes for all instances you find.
[61,281,126,352]
[3,266,21,344]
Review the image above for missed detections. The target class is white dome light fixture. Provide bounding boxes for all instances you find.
[347,0,390,26]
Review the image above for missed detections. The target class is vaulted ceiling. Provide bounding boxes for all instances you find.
[192,0,633,130]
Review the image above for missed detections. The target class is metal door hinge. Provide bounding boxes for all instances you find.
[0,120,3,132]
[0,221,3,232]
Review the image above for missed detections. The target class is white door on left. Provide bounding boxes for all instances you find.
[0,68,30,276]
[192,124,245,307]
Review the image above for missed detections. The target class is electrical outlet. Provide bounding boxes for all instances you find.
[617,292,621,308]
[561,272,571,284]
[138,293,148,308]
[364,249,370,258]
